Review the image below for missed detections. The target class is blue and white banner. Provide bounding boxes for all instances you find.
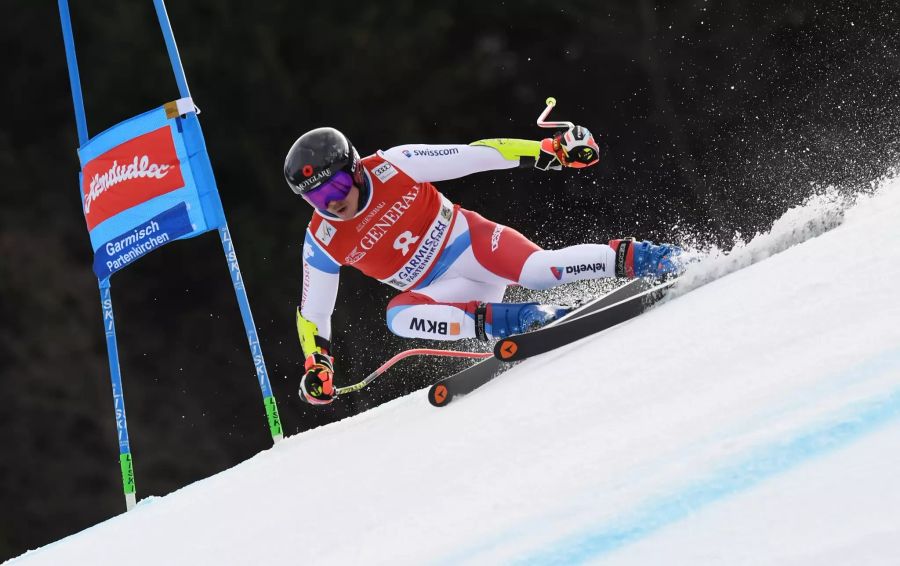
[77,99,225,280]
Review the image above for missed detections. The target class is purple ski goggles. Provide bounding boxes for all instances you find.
[302,170,354,211]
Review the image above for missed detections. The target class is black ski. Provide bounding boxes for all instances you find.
[427,356,505,407]
[427,278,655,407]
[493,277,676,362]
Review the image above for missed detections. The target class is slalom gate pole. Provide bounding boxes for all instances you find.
[60,0,137,509]
[57,0,87,146]
[335,349,493,397]
[99,280,137,510]
[151,0,282,443]
[219,225,283,441]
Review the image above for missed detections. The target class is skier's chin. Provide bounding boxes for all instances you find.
[331,202,356,219]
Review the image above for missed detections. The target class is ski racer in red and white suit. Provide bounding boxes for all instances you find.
[286,127,680,404]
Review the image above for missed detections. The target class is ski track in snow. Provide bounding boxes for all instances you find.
[456,180,900,565]
[512,356,900,565]
[7,175,900,566]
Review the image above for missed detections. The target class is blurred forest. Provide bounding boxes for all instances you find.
[2,0,900,560]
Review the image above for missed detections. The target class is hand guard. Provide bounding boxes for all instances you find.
[535,125,600,171]
[300,352,336,405]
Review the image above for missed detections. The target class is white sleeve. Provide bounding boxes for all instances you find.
[300,229,340,340]
[380,144,518,183]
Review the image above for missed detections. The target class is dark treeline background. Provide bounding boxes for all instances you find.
[2,0,900,560]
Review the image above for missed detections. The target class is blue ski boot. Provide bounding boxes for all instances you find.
[481,302,571,339]
[609,238,683,278]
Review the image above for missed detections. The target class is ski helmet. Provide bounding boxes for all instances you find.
[284,127,362,197]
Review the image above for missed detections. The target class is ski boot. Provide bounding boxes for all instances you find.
[609,238,683,278]
[482,302,571,339]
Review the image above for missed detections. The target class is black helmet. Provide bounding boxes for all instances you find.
[284,127,361,195]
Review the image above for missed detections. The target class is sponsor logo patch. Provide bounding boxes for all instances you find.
[394,219,448,284]
[315,219,336,245]
[498,340,518,359]
[410,318,461,335]
[615,240,632,276]
[81,126,185,230]
[411,148,460,157]
[92,203,191,280]
[358,186,419,250]
[344,247,366,264]
[491,225,504,252]
[372,161,398,183]
[296,167,332,192]
[355,201,386,233]
[551,263,607,280]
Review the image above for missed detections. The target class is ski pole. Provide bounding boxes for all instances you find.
[536,96,575,130]
[335,348,492,397]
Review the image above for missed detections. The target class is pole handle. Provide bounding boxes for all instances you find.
[536,96,575,130]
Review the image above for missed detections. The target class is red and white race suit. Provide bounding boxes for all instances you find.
[300,143,617,341]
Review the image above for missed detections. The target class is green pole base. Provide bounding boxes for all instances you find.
[120,452,137,511]
[265,396,283,442]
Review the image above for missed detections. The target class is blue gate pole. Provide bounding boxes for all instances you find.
[100,280,138,510]
[219,225,283,441]
[57,0,88,145]
[152,0,282,443]
[59,0,138,511]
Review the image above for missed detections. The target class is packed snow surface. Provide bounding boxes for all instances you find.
[9,177,900,565]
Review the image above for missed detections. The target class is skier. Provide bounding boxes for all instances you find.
[285,126,681,404]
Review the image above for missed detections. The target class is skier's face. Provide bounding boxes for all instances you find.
[324,185,360,219]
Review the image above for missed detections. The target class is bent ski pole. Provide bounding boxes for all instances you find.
[335,348,492,397]
[536,96,575,130]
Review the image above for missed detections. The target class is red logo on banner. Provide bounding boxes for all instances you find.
[81,126,185,230]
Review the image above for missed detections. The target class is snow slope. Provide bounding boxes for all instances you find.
[8,177,900,565]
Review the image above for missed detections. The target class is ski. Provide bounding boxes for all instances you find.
[427,356,505,407]
[493,277,677,362]
[427,278,656,407]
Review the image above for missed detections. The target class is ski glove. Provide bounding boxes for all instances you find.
[535,125,600,171]
[300,352,336,405]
